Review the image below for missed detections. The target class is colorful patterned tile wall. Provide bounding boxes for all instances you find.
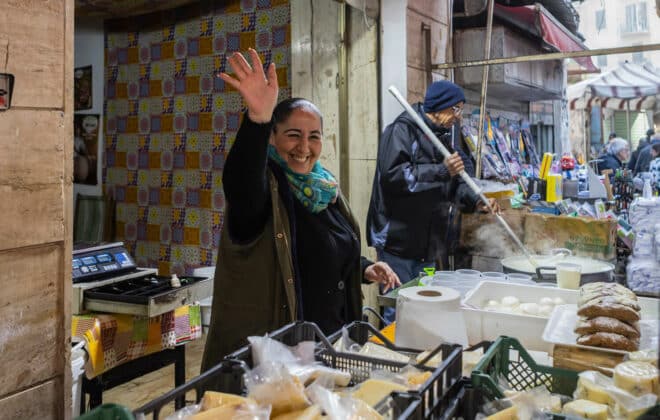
[104,0,292,275]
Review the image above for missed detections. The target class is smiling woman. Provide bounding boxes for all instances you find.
[201,49,401,369]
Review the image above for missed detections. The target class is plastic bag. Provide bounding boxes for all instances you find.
[478,386,563,420]
[306,383,382,420]
[248,336,351,387]
[369,365,431,390]
[163,404,201,420]
[192,402,271,420]
[574,370,657,419]
[245,362,311,417]
[248,336,315,366]
[625,350,658,366]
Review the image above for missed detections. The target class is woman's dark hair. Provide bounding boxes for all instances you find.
[272,98,323,133]
[651,143,660,155]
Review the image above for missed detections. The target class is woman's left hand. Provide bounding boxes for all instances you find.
[364,262,401,293]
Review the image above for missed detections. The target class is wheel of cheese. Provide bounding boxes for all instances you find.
[613,361,659,397]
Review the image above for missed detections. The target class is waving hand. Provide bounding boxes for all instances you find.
[218,48,279,123]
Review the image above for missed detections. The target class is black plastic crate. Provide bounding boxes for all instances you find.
[227,321,463,419]
[133,322,424,420]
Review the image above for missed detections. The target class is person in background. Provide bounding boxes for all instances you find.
[628,129,655,171]
[597,137,630,180]
[366,80,499,323]
[632,129,660,175]
[648,143,660,193]
[202,49,400,368]
[600,132,617,155]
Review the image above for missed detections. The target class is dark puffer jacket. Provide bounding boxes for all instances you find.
[597,153,622,180]
[366,103,480,263]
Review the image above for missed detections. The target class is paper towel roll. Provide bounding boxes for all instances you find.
[395,286,468,349]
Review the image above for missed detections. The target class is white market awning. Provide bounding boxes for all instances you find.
[568,62,660,111]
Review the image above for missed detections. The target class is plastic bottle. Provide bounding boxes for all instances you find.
[643,178,652,199]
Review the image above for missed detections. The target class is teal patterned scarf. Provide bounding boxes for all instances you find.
[268,145,338,213]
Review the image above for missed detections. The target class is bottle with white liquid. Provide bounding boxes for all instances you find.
[643,178,652,199]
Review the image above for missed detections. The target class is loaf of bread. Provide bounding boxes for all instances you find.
[577,301,641,323]
[577,332,639,352]
[574,316,640,339]
[580,295,640,311]
[580,282,637,299]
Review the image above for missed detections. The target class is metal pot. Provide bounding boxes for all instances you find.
[501,254,615,284]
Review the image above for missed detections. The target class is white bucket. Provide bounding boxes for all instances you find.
[71,342,86,417]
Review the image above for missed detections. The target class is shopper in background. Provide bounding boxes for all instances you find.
[366,80,498,322]
[632,129,660,175]
[202,49,400,368]
[597,137,630,180]
[648,143,660,193]
[628,128,655,171]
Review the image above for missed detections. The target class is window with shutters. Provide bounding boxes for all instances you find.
[597,55,608,68]
[623,2,648,33]
[595,9,606,30]
[632,50,644,64]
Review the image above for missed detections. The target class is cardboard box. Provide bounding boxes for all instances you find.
[523,213,617,260]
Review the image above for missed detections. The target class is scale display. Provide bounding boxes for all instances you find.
[72,242,138,283]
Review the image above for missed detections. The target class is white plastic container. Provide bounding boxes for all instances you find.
[71,342,86,418]
[199,296,213,334]
[462,281,578,352]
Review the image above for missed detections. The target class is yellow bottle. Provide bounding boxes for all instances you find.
[539,153,553,180]
[546,174,563,202]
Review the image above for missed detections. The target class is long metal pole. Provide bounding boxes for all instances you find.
[626,100,631,143]
[432,43,660,70]
[388,86,537,265]
[475,0,495,178]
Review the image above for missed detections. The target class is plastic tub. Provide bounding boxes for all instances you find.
[462,281,578,351]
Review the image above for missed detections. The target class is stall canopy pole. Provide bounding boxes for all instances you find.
[626,100,631,144]
[433,43,660,69]
[388,85,538,266]
[475,0,495,179]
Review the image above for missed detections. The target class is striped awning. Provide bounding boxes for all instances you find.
[568,62,660,111]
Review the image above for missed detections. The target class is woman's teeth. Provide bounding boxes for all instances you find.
[290,155,308,163]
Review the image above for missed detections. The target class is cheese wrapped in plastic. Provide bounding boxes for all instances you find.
[272,405,324,420]
[574,371,615,405]
[306,383,382,420]
[200,391,256,411]
[190,402,270,420]
[562,399,608,420]
[350,379,408,407]
[245,362,311,417]
[626,350,658,367]
[613,361,659,397]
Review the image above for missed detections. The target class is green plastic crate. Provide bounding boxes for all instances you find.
[471,336,579,400]
[470,337,659,419]
[76,403,134,420]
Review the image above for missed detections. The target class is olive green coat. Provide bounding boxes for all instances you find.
[201,169,363,372]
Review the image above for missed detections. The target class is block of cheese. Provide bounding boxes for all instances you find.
[562,399,608,420]
[273,405,324,420]
[200,391,255,411]
[350,398,385,420]
[575,376,613,405]
[613,361,659,397]
[350,379,408,407]
[191,402,259,420]
[485,405,518,420]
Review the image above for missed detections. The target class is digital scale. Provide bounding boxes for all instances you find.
[72,242,212,317]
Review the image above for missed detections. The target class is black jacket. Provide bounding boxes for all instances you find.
[633,140,660,174]
[597,153,622,180]
[366,103,480,262]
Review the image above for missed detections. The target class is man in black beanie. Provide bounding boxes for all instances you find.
[366,80,498,322]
